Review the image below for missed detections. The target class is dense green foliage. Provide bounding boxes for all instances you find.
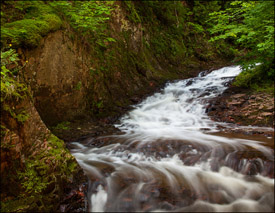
[49,1,116,48]
[208,1,274,89]
[118,1,230,73]
[1,1,62,48]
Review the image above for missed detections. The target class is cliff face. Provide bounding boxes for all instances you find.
[1,97,50,174]
[22,29,93,126]
[20,2,230,127]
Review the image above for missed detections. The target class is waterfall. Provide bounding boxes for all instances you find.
[70,66,274,212]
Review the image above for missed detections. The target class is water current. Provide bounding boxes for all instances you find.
[70,66,274,212]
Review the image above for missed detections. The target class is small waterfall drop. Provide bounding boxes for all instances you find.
[70,66,274,212]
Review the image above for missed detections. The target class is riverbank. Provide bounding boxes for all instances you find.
[207,84,274,137]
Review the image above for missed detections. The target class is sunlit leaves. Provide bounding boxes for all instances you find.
[48,1,116,49]
[208,0,274,83]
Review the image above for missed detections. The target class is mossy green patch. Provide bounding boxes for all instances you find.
[1,48,30,124]
[1,133,78,212]
[122,1,142,23]
[75,81,82,91]
[233,63,275,94]
[53,121,71,130]
[49,1,115,49]
[1,1,62,48]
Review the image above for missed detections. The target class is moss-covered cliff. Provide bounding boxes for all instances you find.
[1,2,83,212]
[18,1,234,126]
[1,1,235,212]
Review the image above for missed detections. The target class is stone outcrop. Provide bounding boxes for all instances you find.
[18,2,231,129]
[1,92,86,212]
[21,29,93,126]
[207,86,274,131]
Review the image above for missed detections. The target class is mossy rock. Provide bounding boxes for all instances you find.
[1,133,78,212]
[1,2,62,48]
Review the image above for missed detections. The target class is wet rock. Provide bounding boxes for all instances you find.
[60,176,88,212]
[245,163,258,176]
[159,151,167,158]
[142,204,155,212]
[261,112,273,116]
[199,70,211,77]
[130,96,140,103]
[199,92,211,98]
[266,106,274,111]
[186,79,195,86]
[227,101,243,106]
[231,94,246,99]
[138,194,150,203]
[207,85,274,131]
[151,188,160,198]
[118,199,135,212]
[159,201,175,210]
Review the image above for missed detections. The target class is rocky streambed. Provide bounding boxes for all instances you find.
[57,66,274,212]
[207,85,274,138]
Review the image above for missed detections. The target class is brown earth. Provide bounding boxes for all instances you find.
[207,85,274,137]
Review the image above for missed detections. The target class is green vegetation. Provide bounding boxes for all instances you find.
[53,121,71,130]
[208,1,274,89]
[233,64,275,94]
[1,1,62,48]
[1,48,29,123]
[1,134,77,212]
[75,81,82,90]
[122,1,229,70]
[81,1,236,116]
[1,2,77,212]
[49,1,116,48]
[1,49,26,101]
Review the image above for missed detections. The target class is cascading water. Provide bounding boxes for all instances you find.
[70,66,274,212]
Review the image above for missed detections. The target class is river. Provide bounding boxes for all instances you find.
[69,66,274,212]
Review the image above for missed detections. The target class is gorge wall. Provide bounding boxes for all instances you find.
[21,1,232,127]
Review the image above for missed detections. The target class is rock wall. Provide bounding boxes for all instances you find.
[207,86,275,129]
[20,2,230,128]
[22,29,93,126]
[1,93,83,212]
[1,97,50,175]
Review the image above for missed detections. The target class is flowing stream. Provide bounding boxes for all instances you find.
[70,66,274,212]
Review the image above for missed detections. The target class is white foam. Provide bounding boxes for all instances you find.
[114,66,273,156]
[91,185,107,212]
[71,65,274,212]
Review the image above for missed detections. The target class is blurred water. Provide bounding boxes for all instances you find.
[71,66,274,212]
